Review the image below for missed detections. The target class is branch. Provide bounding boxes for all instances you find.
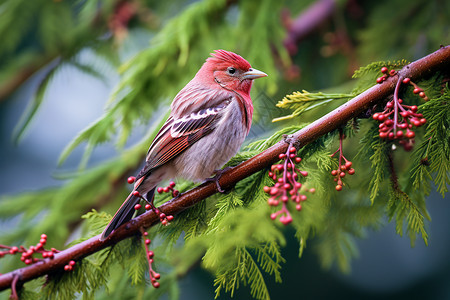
[1,45,449,292]
[283,0,336,55]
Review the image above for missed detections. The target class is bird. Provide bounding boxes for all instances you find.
[100,50,267,241]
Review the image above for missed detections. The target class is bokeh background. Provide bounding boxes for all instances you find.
[1,0,449,299]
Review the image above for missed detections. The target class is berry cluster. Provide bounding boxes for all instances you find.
[330,131,355,191]
[64,260,76,272]
[0,234,74,271]
[374,67,428,151]
[127,177,175,226]
[140,229,160,288]
[156,181,180,198]
[264,145,315,225]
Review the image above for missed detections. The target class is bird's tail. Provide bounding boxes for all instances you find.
[100,188,155,241]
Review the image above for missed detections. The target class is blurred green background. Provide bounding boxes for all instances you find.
[0,0,449,299]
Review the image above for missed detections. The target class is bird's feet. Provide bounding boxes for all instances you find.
[206,166,234,193]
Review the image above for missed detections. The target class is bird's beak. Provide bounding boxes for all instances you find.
[242,68,268,80]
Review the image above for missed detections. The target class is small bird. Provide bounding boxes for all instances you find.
[100,50,267,240]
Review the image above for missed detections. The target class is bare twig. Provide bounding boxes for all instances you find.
[0,45,449,292]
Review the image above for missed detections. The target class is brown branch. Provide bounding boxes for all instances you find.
[0,45,449,292]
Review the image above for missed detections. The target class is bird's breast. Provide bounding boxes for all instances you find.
[173,100,247,181]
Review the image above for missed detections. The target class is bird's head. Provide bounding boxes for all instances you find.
[201,50,267,94]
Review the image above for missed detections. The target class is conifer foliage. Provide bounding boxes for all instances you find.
[0,0,449,299]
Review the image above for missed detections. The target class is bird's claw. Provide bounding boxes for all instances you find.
[206,166,234,193]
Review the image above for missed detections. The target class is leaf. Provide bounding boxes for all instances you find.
[12,58,62,144]
[273,90,353,122]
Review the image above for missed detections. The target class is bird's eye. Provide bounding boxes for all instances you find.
[227,67,236,75]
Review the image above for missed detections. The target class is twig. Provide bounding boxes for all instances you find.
[0,45,448,292]
[283,0,337,55]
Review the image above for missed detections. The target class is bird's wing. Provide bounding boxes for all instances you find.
[136,98,232,180]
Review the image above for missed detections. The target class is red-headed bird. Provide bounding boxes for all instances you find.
[100,50,267,240]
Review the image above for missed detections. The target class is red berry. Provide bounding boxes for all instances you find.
[134,204,142,210]
[295,157,302,163]
[145,239,151,245]
[289,147,296,153]
[169,181,176,188]
[348,168,355,175]
[388,132,395,139]
[270,213,277,220]
[157,187,163,193]
[404,145,413,151]
[167,215,174,221]
[377,114,386,121]
[398,98,403,103]
[152,282,160,288]
[410,105,418,112]
[413,88,420,94]
[300,171,308,177]
[41,234,47,240]
[419,92,426,98]
[389,69,396,76]
[161,219,168,226]
[402,78,411,84]
[379,132,388,139]
[420,118,427,125]
[132,191,140,197]
[145,204,151,210]
[127,176,136,184]
[381,67,388,73]
[396,131,403,138]
[339,172,346,178]
[373,113,380,120]
[345,161,352,169]
[406,131,415,138]
[163,187,169,193]
[309,188,316,193]
[278,153,286,159]
[376,77,383,84]
[154,273,161,279]
[296,204,302,211]
[335,185,342,191]
[148,250,154,258]
[64,265,72,271]
[69,260,76,266]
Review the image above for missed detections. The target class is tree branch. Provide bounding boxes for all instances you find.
[0,45,449,292]
[283,0,336,55]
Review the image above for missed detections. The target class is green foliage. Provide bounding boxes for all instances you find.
[1,1,449,300]
[410,89,450,196]
[273,90,354,122]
